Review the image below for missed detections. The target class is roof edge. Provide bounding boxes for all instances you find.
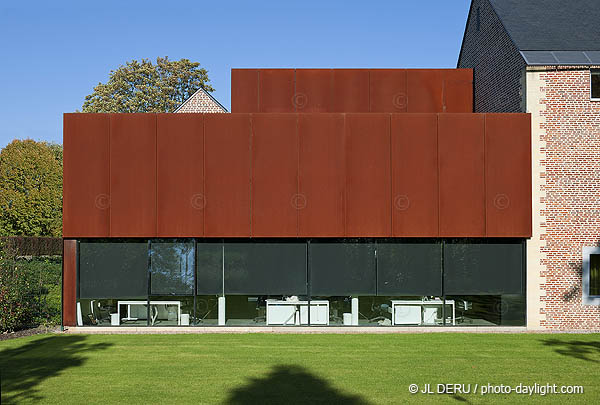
[457,0,476,67]
[486,0,526,64]
[174,87,228,113]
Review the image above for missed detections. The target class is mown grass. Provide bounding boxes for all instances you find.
[0,333,598,404]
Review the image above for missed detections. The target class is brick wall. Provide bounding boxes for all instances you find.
[533,68,600,329]
[176,89,227,113]
[458,0,526,112]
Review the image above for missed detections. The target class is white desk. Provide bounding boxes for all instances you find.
[391,299,455,326]
[117,300,181,326]
[266,300,329,325]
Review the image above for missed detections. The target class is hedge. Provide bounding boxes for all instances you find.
[0,237,62,256]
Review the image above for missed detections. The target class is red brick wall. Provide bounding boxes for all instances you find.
[538,69,600,329]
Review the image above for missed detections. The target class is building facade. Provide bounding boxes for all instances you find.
[175,87,227,113]
[62,69,533,329]
[459,0,600,329]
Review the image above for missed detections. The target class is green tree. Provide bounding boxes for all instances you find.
[0,140,63,237]
[81,57,214,113]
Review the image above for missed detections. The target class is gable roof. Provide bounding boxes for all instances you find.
[488,0,600,65]
[174,87,228,113]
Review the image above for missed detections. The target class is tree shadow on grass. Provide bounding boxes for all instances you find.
[542,338,600,363]
[223,364,372,405]
[0,335,112,404]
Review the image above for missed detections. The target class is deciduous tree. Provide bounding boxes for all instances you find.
[0,140,62,237]
[81,57,214,113]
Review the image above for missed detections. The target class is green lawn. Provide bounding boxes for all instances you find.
[0,333,599,404]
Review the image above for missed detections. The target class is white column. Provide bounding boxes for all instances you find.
[351,297,359,326]
[218,296,226,326]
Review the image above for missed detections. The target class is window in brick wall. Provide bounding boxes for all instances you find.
[591,70,600,100]
[591,254,600,296]
[582,247,600,305]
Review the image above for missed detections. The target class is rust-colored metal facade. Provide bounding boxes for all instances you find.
[345,114,391,236]
[298,114,345,236]
[204,114,252,237]
[156,114,204,237]
[62,240,77,326]
[485,113,532,237]
[231,68,473,113]
[251,114,298,236]
[63,112,531,239]
[438,114,486,237]
[109,114,157,237]
[63,114,110,237]
[391,114,439,236]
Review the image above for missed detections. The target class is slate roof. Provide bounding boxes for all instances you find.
[488,0,600,65]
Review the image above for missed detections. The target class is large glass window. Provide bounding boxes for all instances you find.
[79,241,148,299]
[377,242,441,296]
[150,241,194,296]
[310,242,376,296]
[75,238,526,327]
[197,242,223,295]
[78,241,148,326]
[224,242,307,295]
[443,241,523,295]
[445,295,525,326]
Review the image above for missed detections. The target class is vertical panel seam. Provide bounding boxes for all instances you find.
[250,114,254,237]
[256,70,260,112]
[108,114,112,237]
[154,114,158,237]
[343,113,348,236]
[296,113,300,237]
[389,113,393,236]
[483,114,487,237]
[437,113,441,237]
[203,114,206,237]
[368,70,371,112]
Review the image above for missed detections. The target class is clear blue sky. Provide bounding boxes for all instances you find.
[0,0,470,148]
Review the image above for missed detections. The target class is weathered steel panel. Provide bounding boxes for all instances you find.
[407,69,445,112]
[369,69,407,112]
[231,69,259,113]
[156,114,204,237]
[204,113,252,237]
[485,113,532,237]
[258,69,295,113]
[109,114,157,237]
[443,69,473,113]
[62,239,76,326]
[391,114,439,236]
[438,113,485,236]
[294,69,333,112]
[345,114,391,236]
[332,69,370,112]
[252,114,298,236]
[298,114,345,236]
[63,113,110,237]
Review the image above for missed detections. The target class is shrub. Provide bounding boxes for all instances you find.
[0,245,61,332]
